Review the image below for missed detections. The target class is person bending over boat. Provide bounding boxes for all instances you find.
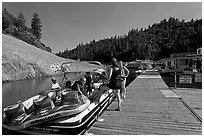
[119,61,129,99]
[65,80,72,89]
[107,58,123,111]
[72,77,87,97]
[51,77,61,89]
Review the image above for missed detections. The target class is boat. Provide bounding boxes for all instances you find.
[19,86,115,135]
[2,89,90,131]
[3,62,115,135]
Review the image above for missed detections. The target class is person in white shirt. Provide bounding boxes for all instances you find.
[51,77,61,89]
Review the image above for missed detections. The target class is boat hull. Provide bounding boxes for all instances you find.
[2,90,90,131]
[18,89,115,135]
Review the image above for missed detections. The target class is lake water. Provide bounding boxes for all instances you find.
[2,76,64,109]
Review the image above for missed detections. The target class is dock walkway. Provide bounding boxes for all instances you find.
[89,71,202,135]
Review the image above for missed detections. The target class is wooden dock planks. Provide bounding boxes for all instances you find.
[89,71,202,135]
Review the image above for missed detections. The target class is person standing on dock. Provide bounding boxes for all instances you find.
[107,58,123,111]
[119,61,129,99]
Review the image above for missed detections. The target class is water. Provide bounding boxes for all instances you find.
[2,76,64,109]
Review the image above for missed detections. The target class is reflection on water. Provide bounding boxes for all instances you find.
[2,76,63,109]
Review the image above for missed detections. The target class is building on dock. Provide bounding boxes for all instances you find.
[157,47,202,73]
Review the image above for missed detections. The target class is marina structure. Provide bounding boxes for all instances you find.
[158,47,202,73]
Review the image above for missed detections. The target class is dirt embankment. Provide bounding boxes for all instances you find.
[2,34,70,82]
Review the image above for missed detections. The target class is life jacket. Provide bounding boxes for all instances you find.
[110,66,122,81]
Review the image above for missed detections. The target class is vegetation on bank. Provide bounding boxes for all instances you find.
[2,8,51,52]
[56,17,202,63]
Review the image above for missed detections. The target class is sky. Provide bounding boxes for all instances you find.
[2,2,202,53]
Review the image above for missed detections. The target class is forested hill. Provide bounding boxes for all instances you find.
[2,8,52,52]
[56,17,202,63]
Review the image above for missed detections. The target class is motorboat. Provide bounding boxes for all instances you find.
[3,63,115,135]
[19,86,115,135]
[2,89,91,131]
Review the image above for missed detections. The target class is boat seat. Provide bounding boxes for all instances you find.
[23,99,35,114]
[33,95,55,114]
[4,103,27,123]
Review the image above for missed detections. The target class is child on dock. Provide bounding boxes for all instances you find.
[119,61,129,99]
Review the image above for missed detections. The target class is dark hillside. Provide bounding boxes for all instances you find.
[57,17,202,63]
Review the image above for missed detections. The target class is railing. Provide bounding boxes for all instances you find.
[174,72,202,89]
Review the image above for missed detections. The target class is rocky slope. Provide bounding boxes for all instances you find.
[2,34,103,82]
[2,34,71,82]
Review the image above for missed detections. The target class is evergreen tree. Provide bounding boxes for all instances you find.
[2,8,13,31]
[31,12,42,40]
[17,12,26,31]
[2,9,52,52]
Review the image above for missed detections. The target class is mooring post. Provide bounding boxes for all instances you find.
[174,72,177,89]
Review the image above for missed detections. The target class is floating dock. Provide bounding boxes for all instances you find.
[89,71,202,135]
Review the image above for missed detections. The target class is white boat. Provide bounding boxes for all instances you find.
[19,87,115,135]
[2,89,91,131]
[3,63,115,134]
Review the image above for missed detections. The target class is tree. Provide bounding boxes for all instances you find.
[2,8,13,31]
[31,12,42,40]
[17,12,26,31]
[56,18,202,62]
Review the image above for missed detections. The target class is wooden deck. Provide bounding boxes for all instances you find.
[88,71,202,135]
